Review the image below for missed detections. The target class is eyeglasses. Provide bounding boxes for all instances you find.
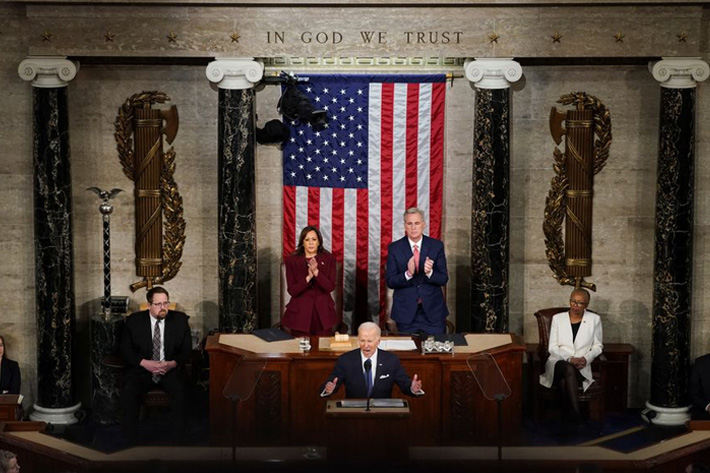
[150,301,170,307]
[569,300,588,307]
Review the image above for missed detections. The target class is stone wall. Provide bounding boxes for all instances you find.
[1,0,710,409]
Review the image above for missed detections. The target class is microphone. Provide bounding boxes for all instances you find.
[364,358,372,411]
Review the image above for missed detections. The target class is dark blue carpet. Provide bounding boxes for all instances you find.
[595,424,688,453]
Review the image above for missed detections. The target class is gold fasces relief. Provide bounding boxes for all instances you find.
[114,91,185,292]
[544,92,612,291]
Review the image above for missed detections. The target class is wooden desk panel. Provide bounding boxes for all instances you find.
[207,334,525,447]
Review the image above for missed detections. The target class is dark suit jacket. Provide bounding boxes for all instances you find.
[0,358,21,395]
[282,250,337,333]
[691,354,710,419]
[321,349,417,398]
[386,235,449,325]
[120,310,192,379]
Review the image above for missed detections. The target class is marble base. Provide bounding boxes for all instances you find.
[30,402,82,425]
[642,401,691,426]
[90,314,124,424]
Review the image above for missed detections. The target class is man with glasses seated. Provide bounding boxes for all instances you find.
[539,288,603,429]
[120,286,192,445]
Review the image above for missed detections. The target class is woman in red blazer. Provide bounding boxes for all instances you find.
[282,226,338,336]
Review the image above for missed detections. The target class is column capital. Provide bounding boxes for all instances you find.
[206,58,264,90]
[464,58,522,89]
[649,57,709,89]
[18,56,79,88]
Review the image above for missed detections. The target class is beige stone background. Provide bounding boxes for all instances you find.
[1,1,710,411]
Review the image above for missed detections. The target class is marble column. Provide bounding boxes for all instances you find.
[18,57,82,425]
[645,57,709,425]
[206,58,264,333]
[464,59,522,333]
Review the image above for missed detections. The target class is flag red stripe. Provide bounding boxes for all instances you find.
[332,188,344,261]
[428,81,445,239]
[378,83,395,324]
[355,188,369,328]
[283,186,296,258]
[308,187,320,227]
[405,83,420,210]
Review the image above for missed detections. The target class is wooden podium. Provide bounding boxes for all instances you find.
[325,399,410,460]
[206,333,524,448]
[0,395,21,422]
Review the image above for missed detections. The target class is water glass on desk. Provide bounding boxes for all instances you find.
[299,337,311,352]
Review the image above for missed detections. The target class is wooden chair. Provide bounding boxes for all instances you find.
[279,260,347,334]
[384,286,455,334]
[533,307,606,422]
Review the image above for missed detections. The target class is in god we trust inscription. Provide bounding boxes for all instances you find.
[266,30,464,45]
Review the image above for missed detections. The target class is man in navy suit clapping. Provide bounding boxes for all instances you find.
[386,208,449,335]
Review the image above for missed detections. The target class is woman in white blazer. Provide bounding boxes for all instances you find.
[539,288,603,422]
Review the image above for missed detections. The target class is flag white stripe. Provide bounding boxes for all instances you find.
[391,83,408,243]
[342,188,358,329]
[417,84,432,227]
[367,84,383,318]
[295,186,309,248]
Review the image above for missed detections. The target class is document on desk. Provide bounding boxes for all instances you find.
[339,399,406,408]
[378,339,417,351]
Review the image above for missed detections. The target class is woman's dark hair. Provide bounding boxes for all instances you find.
[0,335,6,359]
[294,226,324,256]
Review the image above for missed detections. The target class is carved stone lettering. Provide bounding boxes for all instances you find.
[404,31,463,44]
[360,31,388,44]
[301,31,343,44]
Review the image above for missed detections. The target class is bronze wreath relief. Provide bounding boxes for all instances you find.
[114,91,186,292]
[545,92,612,291]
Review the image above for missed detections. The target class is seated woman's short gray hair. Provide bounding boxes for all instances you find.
[0,450,17,473]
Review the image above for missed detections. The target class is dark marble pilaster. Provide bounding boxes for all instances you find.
[19,57,81,420]
[646,58,709,424]
[207,59,264,333]
[465,59,522,334]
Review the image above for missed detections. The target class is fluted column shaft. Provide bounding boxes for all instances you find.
[18,57,81,415]
[646,57,709,425]
[465,59,522,333]
[207,58,264,333]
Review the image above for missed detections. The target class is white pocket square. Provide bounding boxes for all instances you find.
[379,374,390,379]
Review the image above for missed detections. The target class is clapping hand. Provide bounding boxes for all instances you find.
[308,257,319,278]
[407,255,417,276]
[423,256,434,276]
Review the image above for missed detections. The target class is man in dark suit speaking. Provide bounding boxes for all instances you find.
[120,286,192,444]
[320,322,424,398]
[386,207,449,335]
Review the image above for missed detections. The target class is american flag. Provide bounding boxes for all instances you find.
[282,74,446,331]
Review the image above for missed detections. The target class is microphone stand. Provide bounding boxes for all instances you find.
[365,396,371,412]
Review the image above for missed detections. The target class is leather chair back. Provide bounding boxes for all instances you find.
[533,307,568,365]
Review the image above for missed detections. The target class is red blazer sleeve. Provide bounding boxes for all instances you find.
[313,252,336,293]
[285,255,311,297]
